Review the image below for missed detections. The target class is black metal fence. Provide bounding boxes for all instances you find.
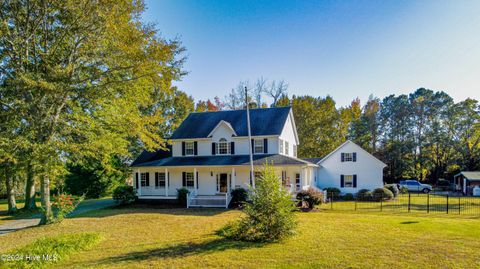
[322,193,480,215]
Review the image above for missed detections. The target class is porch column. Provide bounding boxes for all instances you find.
[232,167,236,190]
[194,168,197,191]
[165,168,168,197]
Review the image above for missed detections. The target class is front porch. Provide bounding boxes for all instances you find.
[132,165,317,208]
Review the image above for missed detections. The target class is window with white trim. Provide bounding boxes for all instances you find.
[254,171,262,180]
[141,173,147,187]
[185,141,194,156]
[344,153,353,162]
[254,139,264,154]
[156,172,166,187]
[279,139,284,154]
[217,138,230,155]
[293,144,297,157]
[344,175,354,187]
[285,141,289,155]
[186,172,194,187]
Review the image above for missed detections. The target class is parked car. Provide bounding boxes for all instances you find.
[398,180,432,193]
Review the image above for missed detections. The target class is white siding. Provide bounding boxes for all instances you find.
[316,141,385,194]
[279,112,298,157]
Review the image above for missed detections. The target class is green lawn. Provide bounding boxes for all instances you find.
[1,205,480,268]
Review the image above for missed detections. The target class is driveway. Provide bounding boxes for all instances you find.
[0,198,116,236]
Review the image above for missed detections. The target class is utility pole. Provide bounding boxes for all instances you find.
[245,86,255,188]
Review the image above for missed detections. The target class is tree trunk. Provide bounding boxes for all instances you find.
[6,173,18,214]
[40,175,52,224]
[24,163,37,210]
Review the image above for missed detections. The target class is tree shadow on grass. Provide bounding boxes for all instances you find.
[91,238,264,266]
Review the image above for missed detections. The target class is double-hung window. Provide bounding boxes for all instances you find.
[285,141,289,155]
[186,172,194,187]
[254,139,264,154]
[279,139,284,154]
[156,172,166,187]
[141,173,147,187]
[344,153,353,162]
[217,138,230,155]
[344,175,354,187]
[185,142,194,156]
[293,145,297,157]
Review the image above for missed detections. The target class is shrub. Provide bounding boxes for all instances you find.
[296,188,324,209]
[112,185,136,205]
[343,193,354,201]
[50,193,84,223]
[323,187,341,199]
[230,188,248,208]
[372,188,394,201]
[219,164,296,242]
[356,189,372,200]
[384,184,399,197]
[177,188,190,206]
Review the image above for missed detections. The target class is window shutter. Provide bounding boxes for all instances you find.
[251,139,254,153]
[263,138,268,153]
[196,171,199,189]
[194,141,198,155]
[146,172,150,186]
[341,153,345,162]
[155,172,159,187]
[167,172,170,187]
[353,175,357,188]
[135,173,139,189]
[182,142,186,156]
[353,152,357,162]
[230,142,235,154]
[212,143,216,155]
[340,175,345,188]
[182,172,186,187]
[216,174,219,191]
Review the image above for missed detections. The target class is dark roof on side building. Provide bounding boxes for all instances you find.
[131,154,316,167]
[170,107,291,139]
[130,145,172,166]
[302,157,324,164]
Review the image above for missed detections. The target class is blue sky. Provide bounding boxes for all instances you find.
[142,0,480,107]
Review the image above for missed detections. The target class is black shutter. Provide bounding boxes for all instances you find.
[196,171,199,189]
[155,172,159,187]
[182,172,186,187]
[230,142,235,154]
[353,175,357,188]
[251,139,254,154]
[194,141,198,155]
[146,172,150,186]
[167,172,170,187]
[340,175,345,187]
[353,152,357,162]
[341,153,345,162]
[135,173,139,189]
[182,142,186,156]
[264,138,268,154]
[212,143,216,155]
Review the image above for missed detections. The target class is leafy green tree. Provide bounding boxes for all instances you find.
[0,0,185,223]
[220,164,296,242]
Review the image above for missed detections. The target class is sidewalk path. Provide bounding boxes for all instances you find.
[0,198,116,236]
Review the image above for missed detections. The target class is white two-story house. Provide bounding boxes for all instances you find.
[131,107,318,207]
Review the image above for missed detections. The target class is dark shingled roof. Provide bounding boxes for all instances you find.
[302,157,324,164]
[130,145,172,166]
[170,107,291,139]
[131,154,315,167]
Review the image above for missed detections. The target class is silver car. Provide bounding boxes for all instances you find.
[399,180,432,193]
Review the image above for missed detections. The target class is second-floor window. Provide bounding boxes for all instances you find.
[254,139,264,154]
[285,141,289,155]
[185,141,194,156]
[293,145,297,157]
[279,139,284,154]
[217,138,230,155]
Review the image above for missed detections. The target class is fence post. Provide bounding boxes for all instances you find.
[458,196,461,214]
[408,193,411,213]
[427,193,430,213]
[446,194,449,214]
[380,192,383,212]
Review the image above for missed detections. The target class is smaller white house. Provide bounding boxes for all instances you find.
[313,140,386,194]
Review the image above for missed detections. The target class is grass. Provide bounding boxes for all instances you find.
[1,233,101,269]
[1,205,480,268]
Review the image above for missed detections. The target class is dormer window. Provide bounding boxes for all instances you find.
[185,142,194,156]
[217,138,230,155]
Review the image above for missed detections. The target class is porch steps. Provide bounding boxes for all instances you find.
[188,195,230,208]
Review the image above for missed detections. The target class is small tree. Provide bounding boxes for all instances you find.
[220,164,296,242]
